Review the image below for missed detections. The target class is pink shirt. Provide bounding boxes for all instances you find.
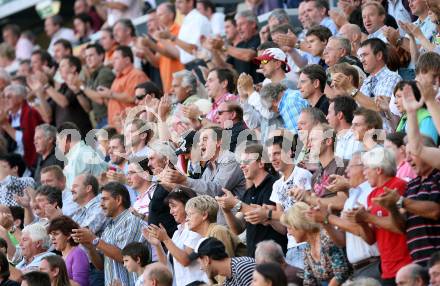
[396,161,417,182]
[206,93,238,123]
[133,184,157,216]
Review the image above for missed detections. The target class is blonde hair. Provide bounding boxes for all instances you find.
[280,202,320,232]
[185,195,219,223]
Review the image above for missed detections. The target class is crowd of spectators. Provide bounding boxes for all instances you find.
[1,0,440,285]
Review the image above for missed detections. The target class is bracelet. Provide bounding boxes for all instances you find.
[323,213,330,225]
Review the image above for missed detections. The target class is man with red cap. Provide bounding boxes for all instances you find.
[255,48,297,90]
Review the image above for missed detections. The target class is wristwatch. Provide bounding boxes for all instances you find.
[233,200,242,212]
[267,209,273,220]
[349,88,359,98]
[396,196,404,209]
[92,237,100,247]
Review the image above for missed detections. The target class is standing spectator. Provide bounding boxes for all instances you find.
[44,15,76,56]
[281,202,352,285]
[99,0,143,27]
[323,36,352,68]
[99,28,117,66]
[72,182,144,286]
[73,0,104,32]
[2,24,34,61]
[298,64,329,114]
[189,237,256,286]
[1,84,43,168]
[196,0,225,36]
[216,102,249,152]
[107,134,128,172]
[0,44,19,75]
[305,26,333,69]
[384,132,417,182]
[47,216,89,286]
[254,48,296,89]
[304,0,338,34]
[112,19,142,69]
[16,223,54,272]
[96,46,149,129]
[73,13,94,45]
[351,108,384,150]
[33,124,64,184]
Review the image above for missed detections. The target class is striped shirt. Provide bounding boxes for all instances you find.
[224,257,256,286]
[71,195,108,236]
[278,89,309,134]
[101,209,145,286]
[404,169,440,266]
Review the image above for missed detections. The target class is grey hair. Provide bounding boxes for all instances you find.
[255,240,285,264]
[330,36,351,55]
[235,10,258,24]
[36,124,57,142]
[173,70,198,95]
[268,9,289,24]
[342,278,381,286]
[362,147,396,176]
[408,264,429,284]
[22,223,51,250]
[260,83,287,102]
[4,84,27,98]
[0,69,11,82]
[301,107,327,125]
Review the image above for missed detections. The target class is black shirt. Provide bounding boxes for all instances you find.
[148,184,177,237]
[33,149,64,184]
[241,174,288,256]
[226,34,263,83]
[227,121,255,153]
[0,280,19,286]
[314,95,329,115]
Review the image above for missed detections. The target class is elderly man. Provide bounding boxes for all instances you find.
[33,124,63,184]
[143,262,173,286]
[338,24,362,56]
[16,223,54,272]
[216,101,249,152]
[396,264,429,286]
[323,36,351,67]
[1,84,43,168]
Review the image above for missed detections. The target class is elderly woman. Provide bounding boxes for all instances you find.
[47,216,89,286]
[185,195,245,257]
[145,187,208,286]
[281,202,352,286]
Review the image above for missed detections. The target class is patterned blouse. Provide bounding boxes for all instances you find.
[303,231,352,286]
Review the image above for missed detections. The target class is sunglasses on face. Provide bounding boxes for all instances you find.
[260,59,271,65]
[135,94,148,100]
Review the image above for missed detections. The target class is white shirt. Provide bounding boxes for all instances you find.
[335,130,364,160]
[48,28,76,56]
[343,181,380,263]
[367,26,389,43]
[388,0,412,28]
[170,224,209,286]
[16,37,34,60]
[210,12,225,36]
[178,9,212,64]
[10,108,24,155]
[106,0,143,27]
[270,166,312,248]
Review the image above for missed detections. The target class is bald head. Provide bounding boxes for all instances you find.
[143,262,173,286]
[157,2,176,26]
[255,240,285,265]
[339,24,361,41]
[396,263,429,286]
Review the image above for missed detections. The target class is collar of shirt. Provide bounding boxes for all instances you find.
[66,141,85,161]
[9,107,22,122]
[116,65,134,78]
[110,209,130,225]
[212,93,236,109]
[82,194,101,210]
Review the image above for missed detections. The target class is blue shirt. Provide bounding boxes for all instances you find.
[278,89,309,134]
[320,17,338,35]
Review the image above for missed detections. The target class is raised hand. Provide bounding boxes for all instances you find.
[142,227,160,246]
[237,73,254,100]
[401,84,423,113]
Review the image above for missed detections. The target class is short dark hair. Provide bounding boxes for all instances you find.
[255,263,288,286]
[110,134,125,146]
[197,0,216,12]
[62,55,82,73]
[332,96,357,124]
[101,182,131,209]
[210,68,236,94]
[74,12,92,26]
[114,18,136,37]
[306,25,332,42]
[203,125,224,141]
[267,133,298,159]
[162,3,176,19]
[360,38,388,63]
[9,206,24,230]
[301,107,328,125]
[257,41,280,51]
[2,24,21,37]
[36,185,63,208]
[101,27,114,38]
[300,64,326,92]
[270,23,295,35]
[47,216,80,246]
[22,271,51,286]
[57,122,82,141]
[83,174,100,196]
[115,45,134,63]
[224,101,243,121]
[416,52,440,76]
[429,251,440,268]
[244,143,265,161]
[50,15,63,26]
[31,50,53,67]
[225,13,236,25]
[307,0,330,13]
[54,39,73,53]
[121,242,151,267]
[353,107,383,130]
[135,81,163,99]
[86,43,105,55]
[386,132,405,148]
[165,187,197,206]
[0,153,26,177]
[0,252,10,280]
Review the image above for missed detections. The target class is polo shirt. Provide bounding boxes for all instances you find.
[241,174,287,256]
[404,169,440,266]
[223,257,256,286]
[226,34,263,83]
[148,184,177,238]
[367,177,412,279]
[159,23,184,93]
[313,94,329,115]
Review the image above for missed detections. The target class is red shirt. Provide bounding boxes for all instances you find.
[367,177,412,279]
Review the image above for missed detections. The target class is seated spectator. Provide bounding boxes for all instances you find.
[325,62,363,100]
[16,223,54,272]
[304,0,338,34]
[0,251,19,285]
[429,252,440,286]
[73,0,103,32]
[395,264,429,286]
[298,64,329,115]
[2,24,34,61]
[127,159,156,218]
[384,132,417,182]
[33,124,64,185]
[45,15,76,56]
[21,185,62,227]
[281,202,352,285]
[124,118,153,161]
[254,241,303,286]
[47,216,89,286]
[142,262,173,286]
[21,271,51,286]
[56,122,107,189]
[362,1,388,43]
[2,84,44,168]
[251,263,288,286]
[254,47,296,89]
[102,0,143,27]
[0,153,34,206]
[216,101,250,152]
[39,255,79,286]
[107,134,127,173]
[71,182,144,286]
[185,195,243,257]
[323,36,352,68]
[189,237,256,286]
[29,50,53,74]
[145,187,208,286]
[52,40,73,66]
[121,242,151,286]
[352,108,384,150]
[99,28,117,66]
[305,26,333,69]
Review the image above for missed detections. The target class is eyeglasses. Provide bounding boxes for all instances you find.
[217,110,231,115]
[135,94,147,100]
